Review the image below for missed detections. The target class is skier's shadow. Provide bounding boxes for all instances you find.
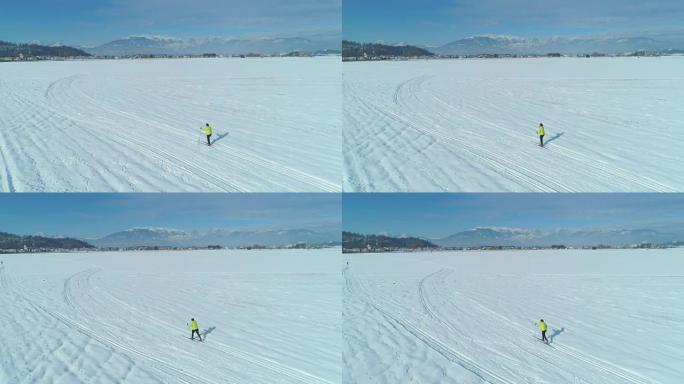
[549,327,565,343]
[212,132,229,144]
[545,132,564,145]
[202,326,217,339]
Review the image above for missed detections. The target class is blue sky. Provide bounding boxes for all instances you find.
[343,0,684,46]
[0,0,341,46]
[343,194,684,238]
[0,194,340,238]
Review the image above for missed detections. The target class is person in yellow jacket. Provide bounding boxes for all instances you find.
[537,319,549,344]
[537,123,545,147]
[187,318,202,341]
[202,123,213,146]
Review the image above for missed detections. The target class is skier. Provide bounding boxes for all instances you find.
[537,319,549,344]
[537,123,545,147]
[187,318,202,341]
[202,123,213,146]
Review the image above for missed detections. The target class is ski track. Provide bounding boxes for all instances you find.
[344,260,668,384]
[0,58,341,192]
[60,268,335,384]
[343,58,684,192]
[1,251,340,384]
[4,266,210,384]
[418,269,658,384]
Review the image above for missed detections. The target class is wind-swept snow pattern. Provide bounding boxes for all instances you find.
[0,249,340,384]
[0,57,340,192]
[344,57,684,191]
[343,249,684,383]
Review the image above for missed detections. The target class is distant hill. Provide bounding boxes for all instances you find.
[343,40,434,58]
[343,231,437,251]
[0,232,93,250]
[0,40,90,58]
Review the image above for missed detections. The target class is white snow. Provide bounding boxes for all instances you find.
[0,57,341,192]
[0,248,340,384]
[343,249,684,383]
[343,57,684,191]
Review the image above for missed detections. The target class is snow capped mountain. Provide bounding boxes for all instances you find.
[91,225,340,248]
[86,33,341,56]
[435,226,684,247]
[434,33,684,55]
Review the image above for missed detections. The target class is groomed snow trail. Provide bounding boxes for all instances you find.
[0,57,341,192]
[343,57,684,192]
[0,249,340,384]
[343,250,684,383]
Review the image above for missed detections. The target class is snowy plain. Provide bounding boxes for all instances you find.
[0,249,340,384]
[0,57,341,192]
[343,249,684,383]
[343,57,684,191]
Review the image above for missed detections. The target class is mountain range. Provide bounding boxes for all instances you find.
[90,225,341,248]
[433,226,684,247]
[433,33,684,55]
[84,33,340,56]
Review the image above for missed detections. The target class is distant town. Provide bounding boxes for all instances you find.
[0,231,339,254]
[342,231,684,254]
[342,40,684,62]
[0,39,340,62]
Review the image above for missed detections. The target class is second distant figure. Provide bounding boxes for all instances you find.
[537,123,545,147]
[202,123,213,146]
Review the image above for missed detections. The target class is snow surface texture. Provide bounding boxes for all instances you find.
[0,249,340,384]
[343,249,684,383]
[343,57,684,191]
[0,57,341,192]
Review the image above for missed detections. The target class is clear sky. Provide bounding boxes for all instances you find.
[0,0,341,46]
[343,194,684,238]
[0,194,340,238]
[343,0,684,46]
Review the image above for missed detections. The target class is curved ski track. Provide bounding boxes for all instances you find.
[1,66,339,192]
[344,71,680,192]
[344,266,662,384]
[60,268,334,384]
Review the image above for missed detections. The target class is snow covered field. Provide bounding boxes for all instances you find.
[0,57,340,192]
[0,249,340,384]
[343,249,684,383]
[343,57,684,191]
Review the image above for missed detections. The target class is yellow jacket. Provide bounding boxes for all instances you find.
[538,321,547,331]
[537,125,545,136]
[202,125,213,136]
[189,320,199,331]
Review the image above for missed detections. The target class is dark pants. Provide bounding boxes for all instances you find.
[206,134,212,146]
[539,135,545,147]
[541,330,548,343]
[192,329,202,341]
